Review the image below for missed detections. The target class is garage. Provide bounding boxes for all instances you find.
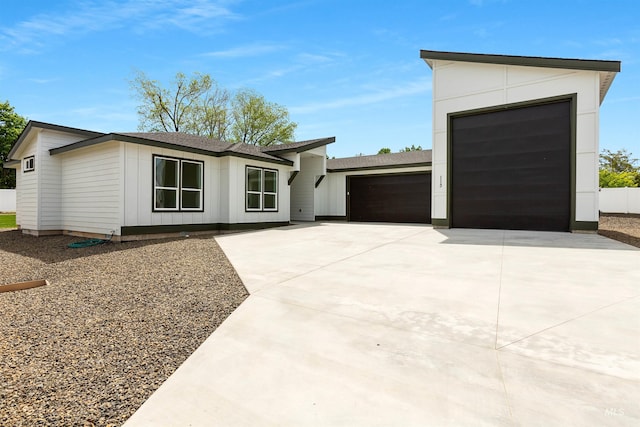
[450,100,571,231]
[347,173,431,223]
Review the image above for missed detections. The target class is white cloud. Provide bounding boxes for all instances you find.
[201,43,286,58]
[0,0,239,52]
[290,78,432,114]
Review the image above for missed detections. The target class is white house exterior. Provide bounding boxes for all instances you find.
[421,50,620,232]
[5,122,333,240]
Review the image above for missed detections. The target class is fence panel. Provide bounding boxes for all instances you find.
[599,187,640,214]
[0,189,16,212]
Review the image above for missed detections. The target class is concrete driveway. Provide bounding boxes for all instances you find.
[125,223,640,426]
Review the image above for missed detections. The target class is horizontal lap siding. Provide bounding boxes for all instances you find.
[60,142,121,235]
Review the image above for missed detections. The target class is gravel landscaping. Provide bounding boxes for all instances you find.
[598,213,640,248]
[0,230,248,426]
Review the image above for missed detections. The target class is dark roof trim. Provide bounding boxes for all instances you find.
[420,50,621,72]
[262,137,336,154]
[8,120,104,159]
[327,162,432,173]
[50,133,294,166]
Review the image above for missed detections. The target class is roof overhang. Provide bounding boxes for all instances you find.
[420,50,621,104]
[262,137,336,155]
[2,159,21,169]
[8,120,103,160]
[50,133,294,166]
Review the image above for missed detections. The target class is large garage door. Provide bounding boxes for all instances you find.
[348,173,431,223]
[451,100,571,231]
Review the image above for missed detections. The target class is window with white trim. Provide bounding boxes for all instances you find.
[23,156,35,172]
[246,166,278,211]
[154,155,203,211]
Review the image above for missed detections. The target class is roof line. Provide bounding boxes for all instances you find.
[261,137,336,154]
[49,133,293,166]
[420,50,621,72]
[8,120,104,160]
[327,162,432,173]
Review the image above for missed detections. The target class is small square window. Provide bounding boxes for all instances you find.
[23,156,35,172]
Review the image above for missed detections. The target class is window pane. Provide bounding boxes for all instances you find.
[182,161,202,189]
[156,189,177,209]
[181,190,201,209]
[264,170,277,193]
[247,193,261,209]
[264,193,276,210]
[247,168,261,192]
[155,158,178,187]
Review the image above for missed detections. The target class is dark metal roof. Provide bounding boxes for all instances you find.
[261,137,335,154]
[327,150,432,172]
[420,50,621,72]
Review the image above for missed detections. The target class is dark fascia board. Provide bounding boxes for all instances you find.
[327,162,432,173]
[420,50,621,73]
[8,120,104,159]
[50,133,294,166]
[262,137,336,154]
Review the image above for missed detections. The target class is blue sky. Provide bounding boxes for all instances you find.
[1,0,638,158]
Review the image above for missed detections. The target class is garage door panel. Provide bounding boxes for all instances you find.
[348,174,431,223]
[451,100,571,231]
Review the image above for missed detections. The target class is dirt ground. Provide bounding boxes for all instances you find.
[598,213,640,248]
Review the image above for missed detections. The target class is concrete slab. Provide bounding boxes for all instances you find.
[125,223,640,426]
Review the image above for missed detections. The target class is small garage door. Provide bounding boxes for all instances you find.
[451,100,571,231]
[348,173,431,223]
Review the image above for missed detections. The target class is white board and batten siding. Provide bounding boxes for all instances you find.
[13,129,90,231]
[315,166,431,217]
[431,60,602,222]
[291,156,324,221]
[123,144,221,228]
[223,156,291,224]
[59,141,121,235]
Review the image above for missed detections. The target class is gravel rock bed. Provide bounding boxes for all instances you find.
[0,231,248,426]
[598,213,640,248]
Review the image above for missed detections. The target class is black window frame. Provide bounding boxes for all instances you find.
[153,154,204,212]
[23,156,35,173]
[245,166,278,212]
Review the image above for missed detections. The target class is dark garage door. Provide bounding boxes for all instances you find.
[451,100,571,231]
[348,173,431,223]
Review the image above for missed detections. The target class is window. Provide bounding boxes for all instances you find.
[23,156,35,172]
[246,166,278,212]
[154,155,203,211]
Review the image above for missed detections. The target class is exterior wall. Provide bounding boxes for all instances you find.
[316,166,432,217]
[224,157,291,224]
[12,129,88,231]
[59,141,121,235]
[431,60,601,225]
[14,134,38,229]
[123,143,221,229]
[291,156,324,221]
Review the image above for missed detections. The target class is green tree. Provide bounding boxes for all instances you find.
[378,147,391,154]
[599,149,640,187]
[399,144,422,152]
[599,170,638,188]
[131,71,214,132]
[230,89,296,146]
[0,101,27,189]
[130,71,296,146]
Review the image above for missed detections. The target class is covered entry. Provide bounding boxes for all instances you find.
[450,99,572,231]
[347,173,431,223]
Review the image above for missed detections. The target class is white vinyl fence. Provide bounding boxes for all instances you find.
[599,187,640,214]
[0,189,16,212]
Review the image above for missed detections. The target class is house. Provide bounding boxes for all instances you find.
[4,50,621,237]
[420,50,620,232]
[3,121,334,240]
